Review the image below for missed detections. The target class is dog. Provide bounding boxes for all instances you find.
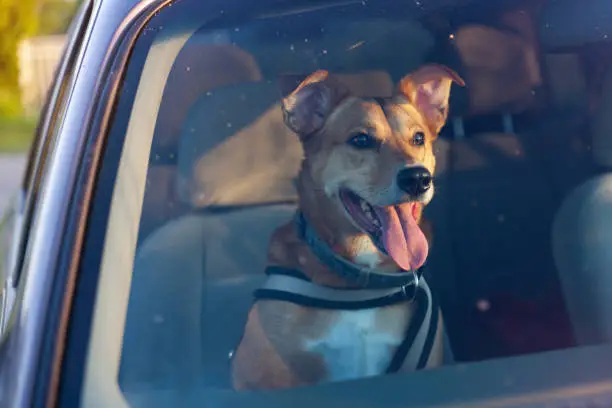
[231,64,464,390]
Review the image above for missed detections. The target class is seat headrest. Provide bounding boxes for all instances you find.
[454,24,541,115]
[154,44,262,148]
[177,71,394,208]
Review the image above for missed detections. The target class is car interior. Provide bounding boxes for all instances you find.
[117,0,612,394]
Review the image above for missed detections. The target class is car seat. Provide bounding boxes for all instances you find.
[552,60,612,346]
[428,17,598,360]
[139,43,263,239]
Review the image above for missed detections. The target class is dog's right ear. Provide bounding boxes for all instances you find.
[397,64,464,134]
[281,70,349,138]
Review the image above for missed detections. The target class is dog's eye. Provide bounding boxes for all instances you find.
[411,131,426,146]
[347,133,378,149]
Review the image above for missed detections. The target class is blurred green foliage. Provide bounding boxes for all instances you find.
[38,0,81,36]
[0,0,80,118]
[0,116,37,152]
[0,0,38,117]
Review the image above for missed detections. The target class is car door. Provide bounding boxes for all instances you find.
[0,1,92,337]
[0,2,94,407]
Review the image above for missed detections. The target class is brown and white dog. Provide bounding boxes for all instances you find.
[231,65,464,390]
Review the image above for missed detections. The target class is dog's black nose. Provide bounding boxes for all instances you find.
[397,167,432,196]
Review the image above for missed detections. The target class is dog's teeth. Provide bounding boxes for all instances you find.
[360,199,373,213]
[357,198,380,227]
[365,209,377,223]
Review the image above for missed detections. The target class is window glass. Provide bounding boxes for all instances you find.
[81,0,612,405]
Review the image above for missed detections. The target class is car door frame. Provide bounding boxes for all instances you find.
[0,0,122,406]
[0,2,96,338]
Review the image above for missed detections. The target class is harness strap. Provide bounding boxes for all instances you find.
[388,278,439,372]
[254,266,439,371]
[255,267,419,310]
[253,212,439,371]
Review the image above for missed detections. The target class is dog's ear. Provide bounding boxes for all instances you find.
[397,64,465,133]
[281,70,349,138]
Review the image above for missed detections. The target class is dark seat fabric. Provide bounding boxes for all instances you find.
[421,17,599,360]
[427,113,597,361]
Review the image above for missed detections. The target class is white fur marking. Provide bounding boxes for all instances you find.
[352,235,383,268]
[421,184,434,205]
[304,309,405,381]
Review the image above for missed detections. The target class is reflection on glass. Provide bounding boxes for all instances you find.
[99,0,612,401]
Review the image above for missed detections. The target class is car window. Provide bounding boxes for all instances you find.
[74,0,612,406]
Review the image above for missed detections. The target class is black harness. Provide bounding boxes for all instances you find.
[252,212,440,372]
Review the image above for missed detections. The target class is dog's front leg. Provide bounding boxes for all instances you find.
[231,306,327,390]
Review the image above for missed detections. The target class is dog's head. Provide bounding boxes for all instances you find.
[282,65,464,271]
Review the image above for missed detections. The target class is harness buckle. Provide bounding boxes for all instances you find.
[400,270,420,302]
[399,284,415,302]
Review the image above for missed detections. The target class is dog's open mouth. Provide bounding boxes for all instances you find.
[339,189,428,271]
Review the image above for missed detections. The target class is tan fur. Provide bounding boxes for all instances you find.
[232,65,463,390]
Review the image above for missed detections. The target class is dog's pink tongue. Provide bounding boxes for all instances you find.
[380,203,428,271]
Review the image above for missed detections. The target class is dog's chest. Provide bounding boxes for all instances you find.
[303,306,410,381]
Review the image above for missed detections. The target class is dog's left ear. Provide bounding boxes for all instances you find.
[281,70,349,139]
[397,64,465,133]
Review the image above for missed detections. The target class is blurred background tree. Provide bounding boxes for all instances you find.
[38,0,81,35]
[0,0,81,152]
[0,0,38,117]
[0,0,80,117]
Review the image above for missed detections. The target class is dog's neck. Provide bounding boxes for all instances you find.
[267,166,400,288]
